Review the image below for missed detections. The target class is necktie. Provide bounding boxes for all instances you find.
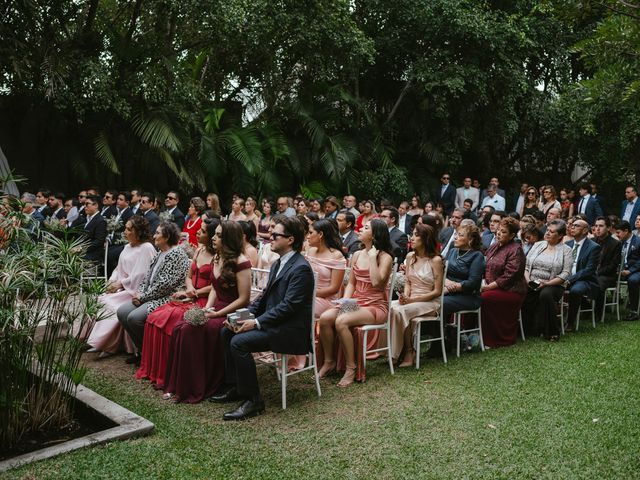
[578,198,584,213]
[623,241,629,264]
[572,242,579,261]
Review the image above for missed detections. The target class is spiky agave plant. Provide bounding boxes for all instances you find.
[0,194,106,451]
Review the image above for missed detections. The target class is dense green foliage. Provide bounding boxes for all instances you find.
[1,1,637,202]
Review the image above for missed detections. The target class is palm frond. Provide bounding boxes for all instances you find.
[94,131,120,174]
[132,112,183,153]
[219,126,263,175]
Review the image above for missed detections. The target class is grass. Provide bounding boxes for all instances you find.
[5,315,640,480]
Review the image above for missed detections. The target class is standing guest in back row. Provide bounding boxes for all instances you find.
[575,183,603,226]
[397,201,413,235]
[342,195,360,219]
[620,185,640,225]
[435,173,456,217]
[164,191,185,230]
[480,177,506,203]
[455,177,480,212]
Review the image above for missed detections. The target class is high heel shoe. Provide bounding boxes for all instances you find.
[318,362,337,379]
[337,367,356,388]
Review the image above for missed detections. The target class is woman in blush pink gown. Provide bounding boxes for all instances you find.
[163,221,252,403]
[296,219,347,371]
[389,223,443,367]
[317,219,394,387]
[87,216,156,355]
[135,219,218,388]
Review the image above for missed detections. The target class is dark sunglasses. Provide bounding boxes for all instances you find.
[166,196,177,200]
[271,232,291,240]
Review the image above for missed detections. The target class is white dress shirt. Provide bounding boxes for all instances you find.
[623,199,636,222]
[481,194,506,211]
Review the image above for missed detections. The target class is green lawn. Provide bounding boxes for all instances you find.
[5,316,640,480]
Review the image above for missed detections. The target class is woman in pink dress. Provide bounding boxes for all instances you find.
[135,219,218,387]
[291,219,347,371]
[317,219,393,387]
[182,197,205,247]
[87,216,156,355]
[390,223,443,367]
[163,221,252,403]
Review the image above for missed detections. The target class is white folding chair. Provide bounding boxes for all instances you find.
[601,262,623,323]
[517,310,526,341]
[250,267,271,297]
[561,291,596,331]
[452,306,485,357]
[361,262,397,378]
[80,240,109,292]
[272,273,320,409]
[254,272,321,409]
[414,262,448,368]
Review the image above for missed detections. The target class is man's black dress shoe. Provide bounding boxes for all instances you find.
[223,399,265,421]
[208,387,241,403]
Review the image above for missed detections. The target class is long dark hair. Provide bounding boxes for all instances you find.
[202,219,218,255]
[217,221,245,287]
[312,218,343,254]
[239,220,259,248]
[368,218,394,257]
[410,223,439,266]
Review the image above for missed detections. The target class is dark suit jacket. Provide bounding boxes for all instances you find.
[83,214,108,262]
[342,230,361,256]
[249,251,314,354]
[623,235,640,274]
[169,207,185,230]
[577,196,603,225]
[566,238,601,296]
[53,208,65,220]
[389,226,408,263]
[100,205,118,219]
[439,227,455,246]
[399,214,413,235]
[143,210,160,234]
[481,231,495,251]
[434,184,456,216]
[596,235,621,278]
[118,207,134,224]
[620,199,640,225]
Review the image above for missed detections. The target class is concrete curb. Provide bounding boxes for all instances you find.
[0,384,154,472]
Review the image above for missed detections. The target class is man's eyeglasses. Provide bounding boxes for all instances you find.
[442,176,450,180]
[84,202,95,207]
[166,196,177,200]
[271,233,291,240]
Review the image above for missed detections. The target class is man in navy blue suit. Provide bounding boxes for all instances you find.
[575,183,603,226]
[213,216,314,419]
[434,172,456,217]
[565,219,601,330]
[616,221,640,320]
[620,185,640,226]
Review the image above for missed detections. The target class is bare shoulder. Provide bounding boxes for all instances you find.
[330,249,345,260]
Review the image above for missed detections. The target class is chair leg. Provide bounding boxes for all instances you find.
[440,318,447,364]
[616,290,621,321]
[386,324,394,375]
[559,301,565,335]
[477,310,485,352]
[281,355,287,410]
[312,353,321,398]
[362,330,368,376]
[415,321,421,370]
[455,314,461,358]
[519,311,526,341]
[591,300,596,328]
[600,292,607,324]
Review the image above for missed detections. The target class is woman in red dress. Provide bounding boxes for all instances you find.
[163,221,252,403]
[182,197,206,246]
[136,218,218,388]
[480,217,527,348]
